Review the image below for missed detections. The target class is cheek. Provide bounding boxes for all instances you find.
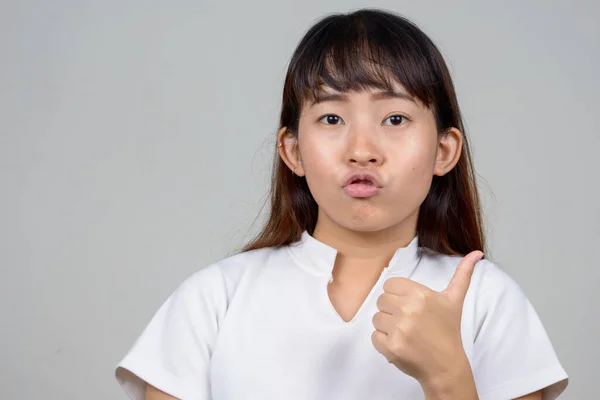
[409,149,437,181]
[302,141,333,169]
[389,135,438,204]
[396,136,437,177]
[297,127,341,179]
[300,140,340,201]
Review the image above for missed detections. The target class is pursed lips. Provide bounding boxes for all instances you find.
[343,172,382,188]
[342,172,383,198]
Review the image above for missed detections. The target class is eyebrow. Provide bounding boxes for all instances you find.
[309,89,416,106]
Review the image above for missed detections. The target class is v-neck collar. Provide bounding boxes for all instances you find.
[287,230,422,279]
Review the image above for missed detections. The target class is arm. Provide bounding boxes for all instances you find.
[421,360,544,400]
[469,260,568,399]
[515,391,542,400]
[401,257,563,400]
[116,264,227,400]
[145,384,179,400]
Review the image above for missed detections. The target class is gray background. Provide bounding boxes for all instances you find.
[1,1,598,399]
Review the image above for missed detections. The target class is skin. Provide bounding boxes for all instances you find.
[142,84,543,400]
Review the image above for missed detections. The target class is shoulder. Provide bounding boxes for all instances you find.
[176,245,283,302]
[217,244,284,279]
[217,245,282,274]
[417,248,523,301]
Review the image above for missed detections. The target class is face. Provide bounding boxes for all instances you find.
[279,83,461,234]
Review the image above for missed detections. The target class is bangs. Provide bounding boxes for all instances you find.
[289,13,439,109]
[246,10,479,256]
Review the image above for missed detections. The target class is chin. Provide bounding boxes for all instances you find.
[333,215,398,234]
[316,197,414,234]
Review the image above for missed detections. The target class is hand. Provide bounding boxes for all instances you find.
[371,251,484,388]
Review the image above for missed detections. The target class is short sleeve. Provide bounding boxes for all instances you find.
[115,263,228,400]
[470,260,568,400]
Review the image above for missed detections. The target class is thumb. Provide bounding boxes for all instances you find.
[443,250,484,304]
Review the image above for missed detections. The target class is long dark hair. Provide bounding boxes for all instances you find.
[241,8,485,256]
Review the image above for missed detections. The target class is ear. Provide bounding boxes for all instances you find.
[277,127,305,176]
[434,127,463,176]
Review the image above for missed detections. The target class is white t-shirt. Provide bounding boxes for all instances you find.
[115,231,568,400]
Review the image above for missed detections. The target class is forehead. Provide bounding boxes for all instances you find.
[304,83,425,109]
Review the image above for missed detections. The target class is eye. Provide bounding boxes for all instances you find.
[383,115,407,126]
[318,114,344,125]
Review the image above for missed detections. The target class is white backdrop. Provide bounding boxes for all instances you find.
[1,1,598,398]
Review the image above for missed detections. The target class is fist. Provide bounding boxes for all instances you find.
[371,251,484,383]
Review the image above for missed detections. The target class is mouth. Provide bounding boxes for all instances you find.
[347,178,376,186]
[343,172,381,187]
[343,173,382,198]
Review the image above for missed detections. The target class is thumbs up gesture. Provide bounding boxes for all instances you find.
[371,251,484,395]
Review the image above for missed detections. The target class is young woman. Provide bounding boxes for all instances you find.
[116,9,568,400]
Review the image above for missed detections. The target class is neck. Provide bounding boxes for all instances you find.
[312,210,418,277]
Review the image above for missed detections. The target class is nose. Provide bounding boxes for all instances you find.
[346,126,384,167]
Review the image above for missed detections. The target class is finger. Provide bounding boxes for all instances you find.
[443,250,484,304]
[383,276,431,297]
[371,330,394,361]
[372,311,397,335]
[376,293,407,315]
